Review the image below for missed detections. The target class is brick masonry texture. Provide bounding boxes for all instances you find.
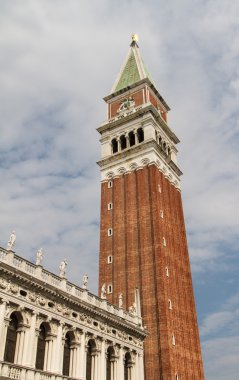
[99,165,205,380]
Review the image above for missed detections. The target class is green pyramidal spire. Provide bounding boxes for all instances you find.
[111,34,154,93]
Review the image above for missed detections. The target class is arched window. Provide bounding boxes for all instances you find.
[112,139,118,154]
[4,313,18,363]
[63,332,71,376]
[129,131,135,147]
[124,352,133,380]
[35,323,49,370]
[120,135,127,150]
[86,339,96,380]
[106,346,115,380]
[137,128,144,143]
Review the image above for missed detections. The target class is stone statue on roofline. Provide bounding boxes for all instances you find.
[7,231,16,251]
[101,283,107,299]
[119,293,123,309]
[36,248,43,266]
[129,302,137,315]
[82,274,88,289]
[59,259,67,278]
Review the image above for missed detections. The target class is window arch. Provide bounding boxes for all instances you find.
[124,352,133,380]
[63,332,72,376]
[129,131,135,147]
[4,312,19,363]
[35,322,50,370]
[137,128,144,143]
[86,339,96,380]
[112,138,118,154]
[120,135,127,150]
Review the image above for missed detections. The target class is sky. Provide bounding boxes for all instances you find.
[0,1,239,378]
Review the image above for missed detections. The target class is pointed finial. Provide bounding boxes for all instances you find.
[131,33,139,47]
[132,33,139,42]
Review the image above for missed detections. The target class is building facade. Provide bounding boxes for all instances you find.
[0,247,146,380]
[98,36,205,379]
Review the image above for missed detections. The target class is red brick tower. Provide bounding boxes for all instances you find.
[98,35,204,380]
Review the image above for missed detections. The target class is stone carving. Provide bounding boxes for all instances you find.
[59,259,67,278]
[119,293,123,308]
[129,302,137,315]
[118,97,135,113]
[28,292,37,302]
[9,284,18,294]
[101,283,107,299]
[7,231,16,251]
[82,274,88,289]
[0,279,8,289]
[38,296,46,306]
[56,304,63,312]
[36,248,43,266]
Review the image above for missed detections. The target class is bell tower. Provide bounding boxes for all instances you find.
[98,35,204,380]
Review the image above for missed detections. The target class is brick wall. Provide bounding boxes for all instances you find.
[99,165,204,380]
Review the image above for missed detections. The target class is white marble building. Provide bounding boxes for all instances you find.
[0,246,146,380]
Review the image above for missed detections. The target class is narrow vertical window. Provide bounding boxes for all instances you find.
[120,135,127,150]
[158,184,162,193]
[160,210,164,218]
[112,138,118,154]
[175,374,179,380]
[165,266,169,277]
[129,131,135,146]
[168,299,172,310]
[108,255,113,264]
[108,180,113,188]
[108,284,113,294]
[137,127,144,143]
[108,202,113,210]
[163,237,166,246]
[108,228,113,236]
[4,313,18,363]
[172,334,176,346]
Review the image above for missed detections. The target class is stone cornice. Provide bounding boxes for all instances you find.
[104,77,171,112]
[97,102,179,144]
[0,251,146,340]
[98,140,182,183]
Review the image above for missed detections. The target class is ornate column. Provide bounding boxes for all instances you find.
[0,301,8,360]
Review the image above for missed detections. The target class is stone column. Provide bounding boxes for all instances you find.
[52,323,63,373]
[14,326,25,364]
[0,301,8,360]
[100,339,106,380]
[117,346,124,380]
[79,332,87,380]
[138,352,144,380]
[24,312,37,367]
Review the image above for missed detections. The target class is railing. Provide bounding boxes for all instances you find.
[0,247,143,328]
[0,361,82,380]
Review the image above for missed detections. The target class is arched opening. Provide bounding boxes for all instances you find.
[35,323,48,370]
[129,131,135,147]
[106,346,115,380]
[86,339,96,380]
[4,313,19,363]
[137,128,144,143]
[112,139,118,154]
[62,332,72,376]
[120,135,127,150]
[124,352,133,380]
